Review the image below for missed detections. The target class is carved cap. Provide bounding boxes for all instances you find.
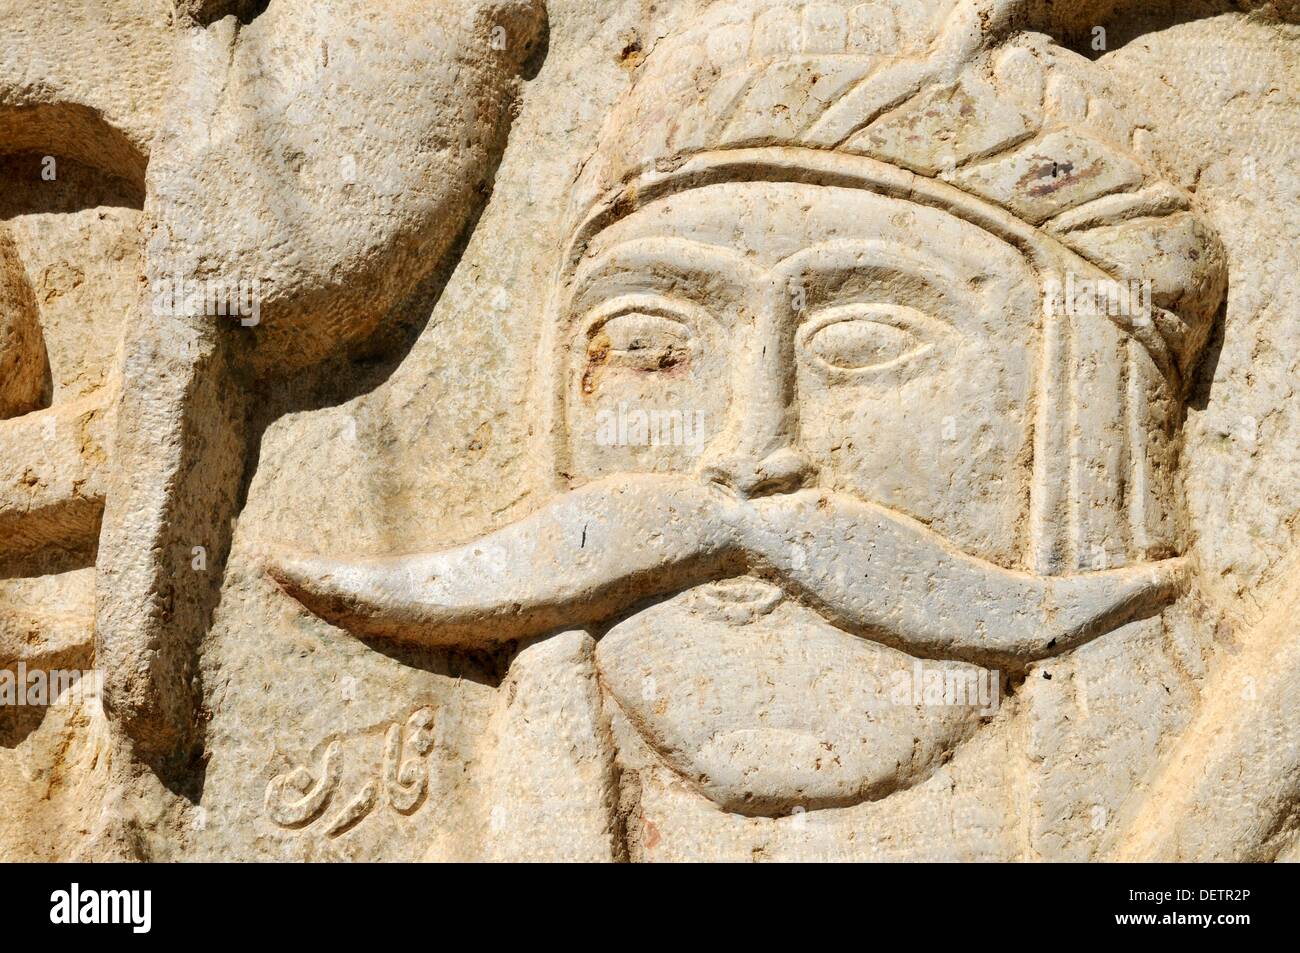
[570,0,1227,384]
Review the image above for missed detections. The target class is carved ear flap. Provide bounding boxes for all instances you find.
[0,226,49,420]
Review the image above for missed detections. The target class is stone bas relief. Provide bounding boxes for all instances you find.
[264,706,437,836]
[2,0,1299,863]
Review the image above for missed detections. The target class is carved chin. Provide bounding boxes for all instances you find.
[595,578,991,817]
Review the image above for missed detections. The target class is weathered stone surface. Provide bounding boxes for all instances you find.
[0,227,46,421]
[1,0,1298,863]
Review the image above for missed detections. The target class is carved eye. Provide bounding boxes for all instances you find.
[591,312,691,372]
[801,305,936,373]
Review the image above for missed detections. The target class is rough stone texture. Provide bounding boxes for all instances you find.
[0,227,46,421]
[1,0,1298,862]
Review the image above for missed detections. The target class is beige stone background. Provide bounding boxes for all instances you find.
[0,0,1297,860]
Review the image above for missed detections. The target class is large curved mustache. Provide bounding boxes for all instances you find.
[264,475,1187,669]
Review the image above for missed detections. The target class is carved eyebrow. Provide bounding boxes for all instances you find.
[569,236,762,312]
[772,239,967,292]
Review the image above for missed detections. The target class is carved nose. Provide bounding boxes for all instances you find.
[700,447,814,499]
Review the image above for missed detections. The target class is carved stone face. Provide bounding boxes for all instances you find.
[266,167,1200,824]
[560,180,1040,565]
[549,179,1050,813]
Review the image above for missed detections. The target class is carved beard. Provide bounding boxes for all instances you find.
[265,473,1185,671]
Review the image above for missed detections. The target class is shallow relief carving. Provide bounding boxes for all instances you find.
[264,0,1257,861]
[0,0,545,859]
[0,145,141,858]
[265,707,438,840]
[3,0,1299,863]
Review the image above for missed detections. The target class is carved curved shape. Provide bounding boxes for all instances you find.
[325,780,378,838]
[266,476,740,648]
[0,228,47,420]
[404,707,437,758]
[266,475,1187,668]
[382,720,428,815]
[597,584,989,816]
[147,0,548,373]
[0,0,170,182]
[1112,573,1300,861]
[97,0,549,773]
[743,491,1189,666]
[0,103,149,186]
[265,740,342,828]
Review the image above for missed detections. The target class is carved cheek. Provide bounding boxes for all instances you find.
[796,331,1032,567]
